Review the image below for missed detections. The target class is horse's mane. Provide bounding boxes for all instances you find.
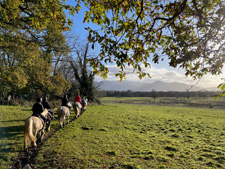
[68,102,72,107]
[41,109,49,117]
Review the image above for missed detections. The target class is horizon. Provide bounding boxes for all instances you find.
[94,64,224,89]
[97,79,219,92]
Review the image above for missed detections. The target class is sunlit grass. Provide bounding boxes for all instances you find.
[1,97,225,168]
[0,106,27,166]
[36,103,225,168]
[0,105,74,168]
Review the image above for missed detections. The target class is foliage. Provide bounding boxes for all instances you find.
[216,81,225,100]
[0,0,74,97]
[50,74,71,94]
[1,0,225,99]
[0,0,76,32]
[80,0,225,81]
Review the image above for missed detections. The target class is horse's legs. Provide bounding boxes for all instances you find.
[24,136,28,150]
[74,108,77,118]
[33,139,37,147]
[40,130,45,141]
[46,121,51,131]
[59,117,62,128]
[63,116,65,127]
[75,107,79,118]
[48,122,51,131]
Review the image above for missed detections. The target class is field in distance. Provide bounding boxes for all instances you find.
[101,96,225,109]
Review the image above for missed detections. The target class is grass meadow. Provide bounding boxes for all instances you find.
[1,97,225,168]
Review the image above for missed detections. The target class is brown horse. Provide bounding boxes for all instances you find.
[57,103,71,128]
[24,109,49,150]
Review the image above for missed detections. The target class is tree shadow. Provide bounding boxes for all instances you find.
[22,108,32,112]
[0,125,24,139]
[0,125,24,165]
[0,119,25,123]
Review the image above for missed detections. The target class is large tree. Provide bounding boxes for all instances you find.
[2,0,225,98]
[0,0,73,98]
[80,0,225,84]
[69,43,96,101]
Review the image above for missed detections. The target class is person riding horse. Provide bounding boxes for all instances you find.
[57,95,71,114]
[81,97,87,113]
[32,98,46,128]
[74,94,81,104]
[74,94,86,114]
[42,96,54,120]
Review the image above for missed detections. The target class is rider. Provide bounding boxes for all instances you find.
[32,98,46,127]
[74,93,81,104]
[60,94,71,114]
[81,96,87,113]
[42,96,54,120]
[74,93,82,110]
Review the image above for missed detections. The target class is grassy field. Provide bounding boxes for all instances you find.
[1,97,225,168]
[0,105,63,169]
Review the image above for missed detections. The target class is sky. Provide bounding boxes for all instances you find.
[67,1,224,89]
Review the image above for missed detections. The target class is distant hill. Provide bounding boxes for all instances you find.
[98,80,218,92]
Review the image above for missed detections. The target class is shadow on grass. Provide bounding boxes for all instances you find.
[0,119,25,123]
[0,125,24,139]
[22,108,32,111]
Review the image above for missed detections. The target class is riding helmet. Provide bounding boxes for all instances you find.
[37,97,42,103]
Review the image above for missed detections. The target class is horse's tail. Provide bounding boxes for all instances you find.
[24,118,36,150]
[73,102,81,117]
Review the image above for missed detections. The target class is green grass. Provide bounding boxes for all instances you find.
[1,97,225,168]
[0,105,75,168]
[36,102,225,168]
[0,106,27,167]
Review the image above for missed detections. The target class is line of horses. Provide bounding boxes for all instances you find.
[24,99,88,150]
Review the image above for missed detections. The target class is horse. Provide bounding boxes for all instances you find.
[24,109,49,150]
[45,109,54,132]
[57,102,71,128]
[73,99,88,118]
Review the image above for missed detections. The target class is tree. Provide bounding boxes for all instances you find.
[0,0,76,37]
[151,90,157,100]
[79,0,225,85]
[0,0,73,99]
[69,43,96,101]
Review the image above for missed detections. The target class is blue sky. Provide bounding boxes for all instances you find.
[66,1,224,89]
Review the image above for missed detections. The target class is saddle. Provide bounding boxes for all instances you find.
[47,111,53,120]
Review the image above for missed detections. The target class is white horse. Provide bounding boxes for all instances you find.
[73,99,88,118]
[57,102,71,128]
[24,109,49,150]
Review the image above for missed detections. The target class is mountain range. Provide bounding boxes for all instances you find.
[98,80,218,92]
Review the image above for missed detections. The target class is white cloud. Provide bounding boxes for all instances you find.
[95,64,224,89]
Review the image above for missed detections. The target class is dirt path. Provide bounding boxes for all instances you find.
[11,117,76,169]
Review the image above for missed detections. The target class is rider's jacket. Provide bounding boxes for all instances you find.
[61,97,69,107]
[74,95,81,103]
